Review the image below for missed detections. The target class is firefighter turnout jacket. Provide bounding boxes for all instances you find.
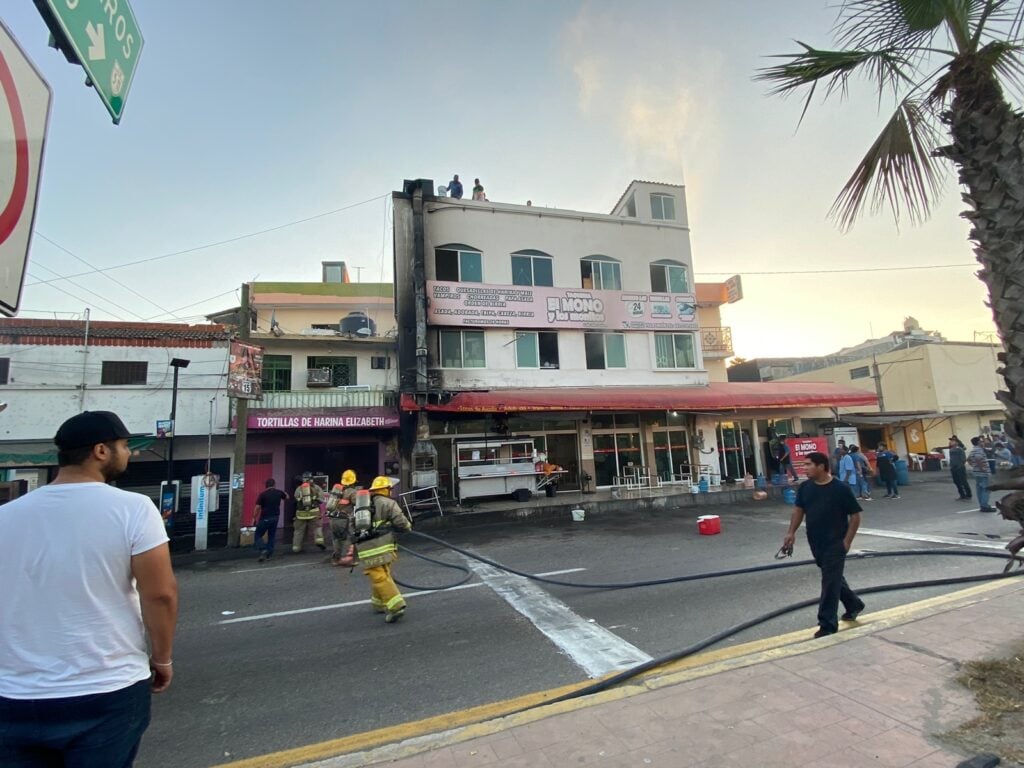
[294,482,324,520]
[355,494,412,568]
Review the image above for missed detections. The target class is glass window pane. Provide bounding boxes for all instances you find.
[668,265,688,293]
[605,334,626,368]
[602,262,621,291]
[615,414,640,428]
[650,264,667,293]
[511,255,532,286]
[440,331,462,367]
[538,332,559,368]
[650,194,663,220]
[674,334,695,368]
[463,331,486,367]
[584,333,605,369]
[515,333,538,368]
[436,249,459,281]
[532,257,553,287]
[662,196,676,220]
[591,414,615,429]
[460,252,482,282]
[654,334,674,368]
[580,260,594,289]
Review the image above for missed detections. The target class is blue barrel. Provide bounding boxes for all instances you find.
[895,459,910,486]
[782,487,797,505]
[755,474,767,490]
[698,476,709,493]
[771,473,786,486]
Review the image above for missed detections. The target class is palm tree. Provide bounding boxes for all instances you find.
[758,0,1024,550]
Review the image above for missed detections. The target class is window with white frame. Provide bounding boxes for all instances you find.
[650,193,676,221]
[435,246,483,283]
[511,250,554,287]
[440,330,486,368]
[584,332,626,369]
[515,331,559,369]
[653,333,696,369]
[650,260,689,293]
[580,256,622,291]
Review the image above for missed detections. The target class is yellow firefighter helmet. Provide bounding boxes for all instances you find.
[341,469,357,486]
[369,475,392,494]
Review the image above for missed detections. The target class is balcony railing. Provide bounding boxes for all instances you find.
[700,326,733,357]
[251,388,398,410]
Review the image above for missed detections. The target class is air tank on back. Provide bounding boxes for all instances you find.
[340,311,377,337]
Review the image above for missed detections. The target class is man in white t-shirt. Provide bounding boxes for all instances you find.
[0,411,178,767]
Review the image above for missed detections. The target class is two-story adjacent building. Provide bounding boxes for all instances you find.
[393,179,875,497]
[0,318,233,547]
[212,269,400,521]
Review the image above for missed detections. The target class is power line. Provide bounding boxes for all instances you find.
[143,288,239,321]
[695,263,975,276]
[28,192,390,288]
[29,262,147,320]
[25,271,126,321]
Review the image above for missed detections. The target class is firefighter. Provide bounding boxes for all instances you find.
[352,476,412,623]
[292,473,326,553]
[327,469,358,566]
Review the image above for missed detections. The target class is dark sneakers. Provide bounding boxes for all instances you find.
[841,603,865,621]
[813,627,837,639]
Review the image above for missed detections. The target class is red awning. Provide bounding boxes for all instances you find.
[401,383,877,413]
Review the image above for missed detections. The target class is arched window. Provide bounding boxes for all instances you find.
[580,255,621,291]
[650,259,689,293]
[511,249,553,287]
[435,243,482,283]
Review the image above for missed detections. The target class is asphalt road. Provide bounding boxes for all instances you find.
[137,477,1018,768]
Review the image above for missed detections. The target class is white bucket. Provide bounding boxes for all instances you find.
[571,508,586,522]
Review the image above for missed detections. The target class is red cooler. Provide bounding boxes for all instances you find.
[697,515,721,535]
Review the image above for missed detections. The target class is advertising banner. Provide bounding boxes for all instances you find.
[247,407,400,430]
[786,437,829,478]
[227,341,264,400]
[426,280,698,331]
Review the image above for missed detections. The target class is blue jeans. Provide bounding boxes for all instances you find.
[254,516,279,555]
[883,477,899,496]
[975,474,991,509]
[857,475,871,498]
[0,679,151,767]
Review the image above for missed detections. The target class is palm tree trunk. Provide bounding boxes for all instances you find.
[939,63,1024,538]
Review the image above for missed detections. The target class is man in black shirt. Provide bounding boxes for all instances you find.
[782,451,864,638]
[253,478,288,562]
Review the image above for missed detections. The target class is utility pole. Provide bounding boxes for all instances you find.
[227,283,250,547]
[871,353,886,413]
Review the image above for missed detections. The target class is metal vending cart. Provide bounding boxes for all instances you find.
[455,438,548,502]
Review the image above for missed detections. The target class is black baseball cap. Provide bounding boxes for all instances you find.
[54,411,145,450]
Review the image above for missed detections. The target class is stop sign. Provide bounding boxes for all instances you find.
[0,21,51,317]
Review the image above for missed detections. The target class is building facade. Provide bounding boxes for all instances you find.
[393,179,874,498]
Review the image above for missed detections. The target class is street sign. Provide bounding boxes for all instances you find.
[0,22,51,317]
[39,0,144,123]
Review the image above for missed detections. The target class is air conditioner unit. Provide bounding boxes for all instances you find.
[307,369,333,387]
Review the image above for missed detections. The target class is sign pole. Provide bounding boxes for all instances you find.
[227,283,250,547]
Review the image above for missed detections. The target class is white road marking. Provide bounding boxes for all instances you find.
[217,568,586,625]
[231,561,317,574]
[857,527,1009,550]
[465,560,653,678]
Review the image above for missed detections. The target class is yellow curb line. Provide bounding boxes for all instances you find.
[213,578,1023,768]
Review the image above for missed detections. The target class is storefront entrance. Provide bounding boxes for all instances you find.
[284,443,378,490]
[717,421,755,480]
[541,433,580,490]
[652,429,691,481]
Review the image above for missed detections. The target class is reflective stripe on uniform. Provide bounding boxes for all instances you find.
[358,542,397,559]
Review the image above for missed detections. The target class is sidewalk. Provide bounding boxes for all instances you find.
[289,578,1024,768]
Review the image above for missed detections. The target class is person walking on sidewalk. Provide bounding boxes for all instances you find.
[875,443,900,499]
[968,436,996,512]
[848,445,873,501]
[253,478,288,562]
[949,436,972,501]
[781,451,864,638]
[0,411,178,766]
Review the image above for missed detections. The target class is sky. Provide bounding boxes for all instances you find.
[0,1,998,359]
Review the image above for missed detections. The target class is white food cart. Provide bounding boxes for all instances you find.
[455,439,559,502]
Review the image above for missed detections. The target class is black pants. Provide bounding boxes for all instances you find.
[951,465,972,498]
[812,544,862,633]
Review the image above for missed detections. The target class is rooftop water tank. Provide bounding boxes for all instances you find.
[340,311,376,337]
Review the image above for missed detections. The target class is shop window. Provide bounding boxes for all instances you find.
[306,356,357,387]
[515,331,559,369]
[436,246,482,283]
[371,356,391,369]
[101,361,148,385]
[511,251,554,287]
[584,332,626,369]
[653,333,696,369]
[650,260,689,293]
[0,357,9,384]
[580,256,621,291]
[650,193,676,220]
[440,330,486,368]
[261,354,292,392]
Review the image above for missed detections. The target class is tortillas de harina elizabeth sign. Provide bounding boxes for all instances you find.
[426,280,698,332]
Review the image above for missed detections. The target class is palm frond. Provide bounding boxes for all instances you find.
[836,1,947,52]
[929,39,1024,104]
[756,44,917,123]
[830,98,946,230]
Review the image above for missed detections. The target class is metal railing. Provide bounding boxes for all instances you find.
[250,388,398,410]
[700,326,733,356]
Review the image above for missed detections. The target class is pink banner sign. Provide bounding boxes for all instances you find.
[248,407,400,430]
[786,437,829,477]
[427,281,698,331]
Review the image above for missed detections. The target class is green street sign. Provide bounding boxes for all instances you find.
[40,0,144,123]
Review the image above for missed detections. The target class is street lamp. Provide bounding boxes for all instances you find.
[167,358,191,483]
